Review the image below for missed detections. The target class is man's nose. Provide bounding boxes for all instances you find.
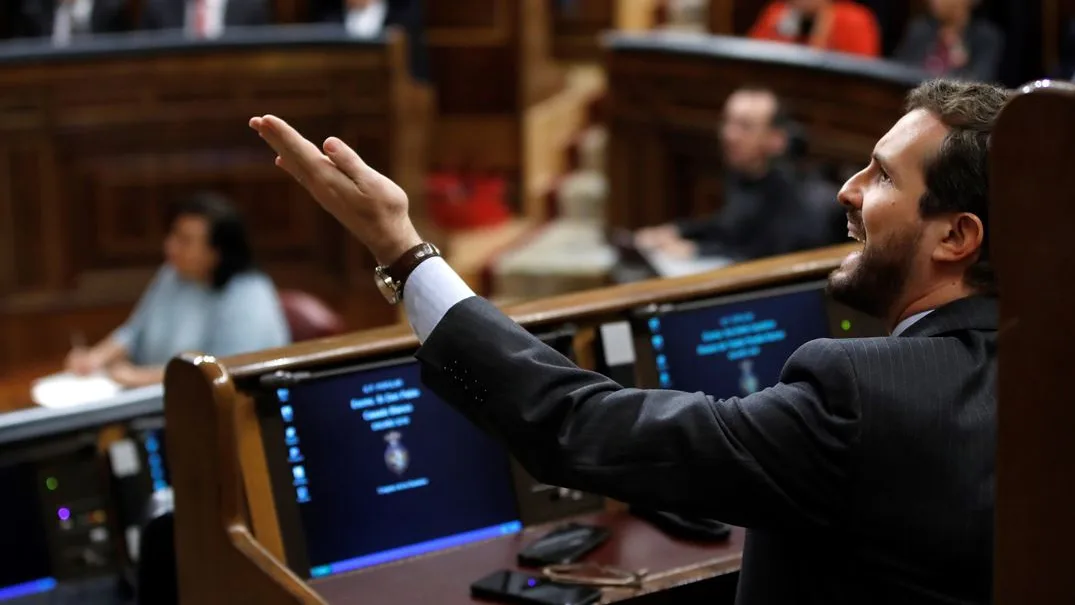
[837,175,863,210]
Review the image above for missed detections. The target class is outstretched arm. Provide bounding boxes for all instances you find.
[248,115,861,530]
[415,292,860,529]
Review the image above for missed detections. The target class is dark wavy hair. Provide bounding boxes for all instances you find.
[171,193,254,290]
[905,80,1011,296]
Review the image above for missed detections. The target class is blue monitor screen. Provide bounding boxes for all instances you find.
[141,429,170,494]
[646,284,832,398]
[272,359,521,578]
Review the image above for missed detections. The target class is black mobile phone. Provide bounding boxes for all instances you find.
[470,570,601,605]
[516,523,610,567]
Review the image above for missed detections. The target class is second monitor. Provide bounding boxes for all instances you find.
[635,280,885,396]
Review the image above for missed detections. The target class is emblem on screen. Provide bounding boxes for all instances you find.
[383,431,410,475]
[739,360,760,396]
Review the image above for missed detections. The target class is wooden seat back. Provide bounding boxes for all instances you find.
[991,80,1075,604]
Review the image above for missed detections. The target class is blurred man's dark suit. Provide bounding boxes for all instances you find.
[139,0,270,31]
[416,294,997,605]
[11,0,130,38]
[315,0,429,82]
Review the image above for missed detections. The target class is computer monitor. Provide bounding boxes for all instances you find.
[637,280,884,396]
[0,461,55,602]
[256,356,522,580]
[0,439,121,602]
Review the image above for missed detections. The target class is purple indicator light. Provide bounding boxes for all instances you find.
[527,578,537,587]
[57,507,70,521]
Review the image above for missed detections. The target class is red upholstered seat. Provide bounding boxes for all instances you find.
[277,290,346,342]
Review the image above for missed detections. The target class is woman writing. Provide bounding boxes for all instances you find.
[65,193,291,387]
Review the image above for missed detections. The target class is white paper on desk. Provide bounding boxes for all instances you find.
[30,372,123,409]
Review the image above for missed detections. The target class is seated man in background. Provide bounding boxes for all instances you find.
[749,0,880,57]
[139,0,271,38]
[64,193,291,388]
[634,87,820,262]
[894,0,1003,82]
[314,0,429,81]
[9,0,130,44]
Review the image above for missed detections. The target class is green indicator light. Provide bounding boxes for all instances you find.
[840,319,852,332]
[46,477,58,491]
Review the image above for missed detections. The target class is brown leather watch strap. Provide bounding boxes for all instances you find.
[385,242,441,296]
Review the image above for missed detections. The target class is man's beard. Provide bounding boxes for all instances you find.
[826,224,920,320]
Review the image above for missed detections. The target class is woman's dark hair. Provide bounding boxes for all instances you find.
[171,192,254,290]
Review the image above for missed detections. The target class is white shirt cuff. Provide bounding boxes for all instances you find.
[403,256,476,343]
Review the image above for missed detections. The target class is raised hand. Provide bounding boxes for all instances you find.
[248,115,422,265]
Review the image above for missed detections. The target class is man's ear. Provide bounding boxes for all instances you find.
[932,212,984,263]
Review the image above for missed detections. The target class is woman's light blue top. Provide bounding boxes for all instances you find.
[112,265,291,366]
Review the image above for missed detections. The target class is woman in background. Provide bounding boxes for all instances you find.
[748,0,881,58]
[65,193,291,387]
[893,0,1003,82]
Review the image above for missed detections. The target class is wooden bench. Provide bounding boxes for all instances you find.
[0,25,433,371]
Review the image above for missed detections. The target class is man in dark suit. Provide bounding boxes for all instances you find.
[313,0,429,82]
[139,0,270,38]
[634,87,822,261]
[10,0,130,41]
[249,78,1008,604]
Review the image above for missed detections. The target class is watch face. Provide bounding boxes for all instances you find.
[374,269,400,304]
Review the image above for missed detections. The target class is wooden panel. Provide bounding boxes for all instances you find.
[0,31,431,368]
[426,0,564,201]
[165,356,324,605]
[604,33,919,229]
[551,0,617,61]
[992,80,1075,605]
[427,0,516,115]
[432,116,520,172]
[426,0,505,32]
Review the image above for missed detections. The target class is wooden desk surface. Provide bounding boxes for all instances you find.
[310,511,744,604]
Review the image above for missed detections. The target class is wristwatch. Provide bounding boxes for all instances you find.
[374,242,441,305]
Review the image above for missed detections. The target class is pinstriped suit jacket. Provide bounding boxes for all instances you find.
[417,295,997,605]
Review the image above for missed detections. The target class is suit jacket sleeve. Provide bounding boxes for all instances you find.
[416,297,862,530]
